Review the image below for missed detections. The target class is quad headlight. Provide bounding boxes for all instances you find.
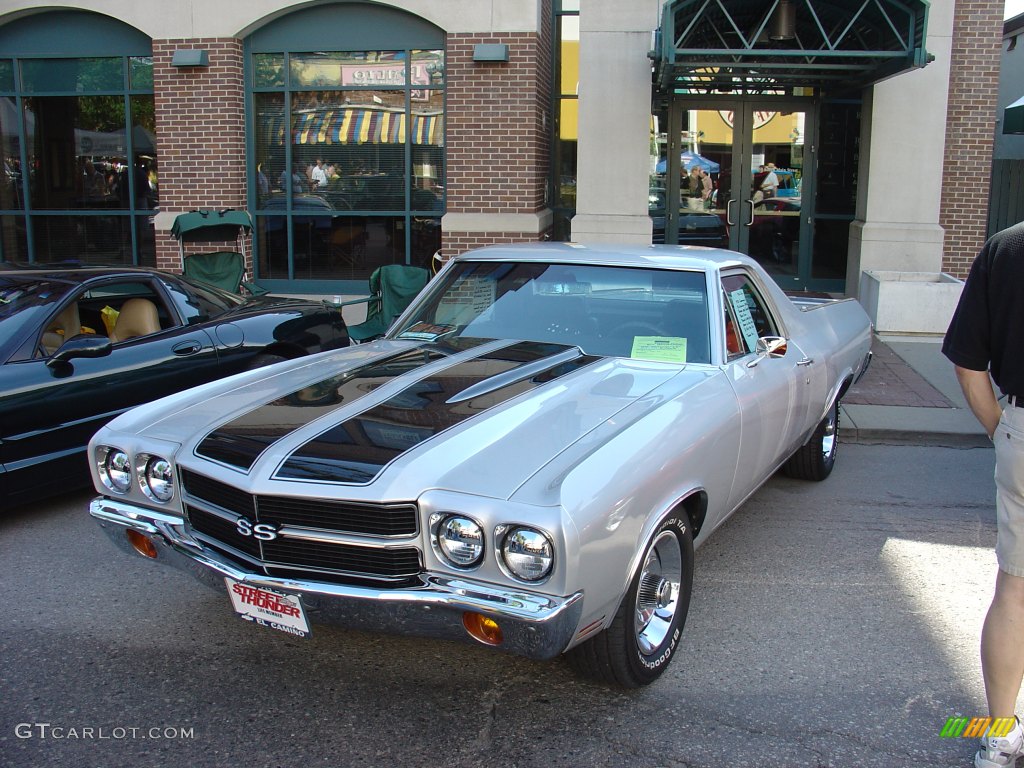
[499,526,554,582]
[97,447,132,494]
[431,514,484,569]
[138,454,174,503]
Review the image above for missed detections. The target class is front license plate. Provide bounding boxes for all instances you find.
[225,578,311,639]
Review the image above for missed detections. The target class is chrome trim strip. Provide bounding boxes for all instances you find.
[275,525,420,549]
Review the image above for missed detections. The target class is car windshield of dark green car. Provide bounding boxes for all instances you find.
[0,277,68,346]
[393,261,712,364]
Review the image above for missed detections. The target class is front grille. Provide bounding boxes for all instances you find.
[262,538,421,578]
[182,470,253,516]
[181,469,422,587]
[187,505,261,558]
[258,496,417,536]
[181,469,417,537]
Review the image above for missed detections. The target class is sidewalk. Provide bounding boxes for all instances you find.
[841,334,989,446]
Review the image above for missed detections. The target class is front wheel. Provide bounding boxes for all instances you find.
[567,512,694,687]
[782,400,839,481]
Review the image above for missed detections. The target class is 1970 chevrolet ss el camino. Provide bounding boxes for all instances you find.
[89,243,871,687]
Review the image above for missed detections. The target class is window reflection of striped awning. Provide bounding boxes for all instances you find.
[262,108,443,146]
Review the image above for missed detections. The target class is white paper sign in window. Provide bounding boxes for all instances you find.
[728,288,760,352]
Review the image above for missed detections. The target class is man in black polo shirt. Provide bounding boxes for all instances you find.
[943,221,1024,768]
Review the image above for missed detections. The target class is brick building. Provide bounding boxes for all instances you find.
[0,0,1006,332]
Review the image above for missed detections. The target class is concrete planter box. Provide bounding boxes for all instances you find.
[859,271,964,335]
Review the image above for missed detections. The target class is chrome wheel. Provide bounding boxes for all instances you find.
[634,530,682,655]
[821,403,838,462]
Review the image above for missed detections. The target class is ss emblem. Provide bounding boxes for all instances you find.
[236,516,280,541]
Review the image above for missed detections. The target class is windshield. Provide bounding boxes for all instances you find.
[393,261,711,364]
[0,277,69,345]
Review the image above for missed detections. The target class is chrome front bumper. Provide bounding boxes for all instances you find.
[90,497,584,660]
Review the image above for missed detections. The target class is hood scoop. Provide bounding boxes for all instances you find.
[445,346,584,404]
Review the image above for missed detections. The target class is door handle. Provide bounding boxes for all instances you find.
[745,199,755,227]
[726,198,736,226]
[172,341,202,356]
[796,357,814,366]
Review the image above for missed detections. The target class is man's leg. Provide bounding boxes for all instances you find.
[982,570,1024,718]
[976,409,1024,768]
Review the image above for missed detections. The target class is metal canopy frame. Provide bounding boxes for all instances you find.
[655,0,931,95]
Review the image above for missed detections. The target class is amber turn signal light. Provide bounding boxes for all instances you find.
[126,529,158,559]
[462,612,503,646]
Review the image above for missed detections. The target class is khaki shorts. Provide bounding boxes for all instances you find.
[994,404,1024,577]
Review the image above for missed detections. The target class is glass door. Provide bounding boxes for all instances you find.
[660,99,815,290]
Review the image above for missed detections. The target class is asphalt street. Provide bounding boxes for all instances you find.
[0,442,1007,768]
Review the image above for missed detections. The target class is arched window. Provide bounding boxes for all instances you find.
[247,3,444,290]
[0,11,155,265]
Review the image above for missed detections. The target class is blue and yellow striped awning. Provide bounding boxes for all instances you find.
[262,108,443,146]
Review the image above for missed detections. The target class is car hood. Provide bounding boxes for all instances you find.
[112,337,712,502]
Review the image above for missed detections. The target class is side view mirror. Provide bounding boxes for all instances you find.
[746,335,788,367]
[46,334,113,371]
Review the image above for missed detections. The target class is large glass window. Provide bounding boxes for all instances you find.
[0,12,153,266]
[251,48,444,284]
[0,49,154,265]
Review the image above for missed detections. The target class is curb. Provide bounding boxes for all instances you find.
[845,427,991,448]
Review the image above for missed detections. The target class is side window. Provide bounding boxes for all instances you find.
[721,273,777,356]
[163,278,233,325]
[78,281,169,341]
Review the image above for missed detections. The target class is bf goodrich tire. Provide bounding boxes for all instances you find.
[567,512,694,687]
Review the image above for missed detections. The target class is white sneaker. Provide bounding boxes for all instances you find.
[976,719,1024,768]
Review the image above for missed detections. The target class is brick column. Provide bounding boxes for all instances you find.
[442,12,553,255]
[939,1,1004,277]
[152,39,247,273]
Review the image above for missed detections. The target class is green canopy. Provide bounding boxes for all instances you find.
[1005,95,1024,135]
[171,209,253,243]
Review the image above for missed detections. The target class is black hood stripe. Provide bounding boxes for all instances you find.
[195,338,491,471]
[274,341,601,485]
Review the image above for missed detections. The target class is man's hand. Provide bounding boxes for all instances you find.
[954,365,1002,438]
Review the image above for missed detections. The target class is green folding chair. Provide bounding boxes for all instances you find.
[172,209,268,296]
[343,264,430,342]
[183,250,267,296]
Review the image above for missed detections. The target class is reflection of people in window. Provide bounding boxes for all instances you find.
[279,168,305,194]
[84,161,106,199]
[311,158,328,188]
[257,163,269,196]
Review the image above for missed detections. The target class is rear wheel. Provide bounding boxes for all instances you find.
[783,399,839,481]
[567,512,693,687]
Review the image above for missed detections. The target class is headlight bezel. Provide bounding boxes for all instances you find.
[136,453,174,503]
[97,446,132,495]
[429,513,485,570]
[497,524,555,584]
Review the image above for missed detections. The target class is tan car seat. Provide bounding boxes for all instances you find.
[41,302,82,355]
[109,298,161,343]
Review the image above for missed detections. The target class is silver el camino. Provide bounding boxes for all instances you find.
[89,243,872,687]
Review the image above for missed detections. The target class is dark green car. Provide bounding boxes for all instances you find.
[0,265,349,509]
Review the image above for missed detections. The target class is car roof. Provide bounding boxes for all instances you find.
[452,242,752,272]
[0,263,167,276]
[0,264,174,285]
